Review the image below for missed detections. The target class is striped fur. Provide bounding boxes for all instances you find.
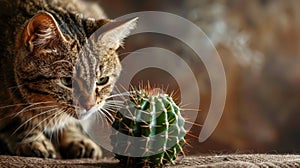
[0,0,136,159]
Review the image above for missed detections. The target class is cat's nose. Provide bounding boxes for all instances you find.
[85,104,94,110]
[78,96,95,111]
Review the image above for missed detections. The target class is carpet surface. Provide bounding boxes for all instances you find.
[1,154,300,168]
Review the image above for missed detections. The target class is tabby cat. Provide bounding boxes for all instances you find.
[0,0,137,159]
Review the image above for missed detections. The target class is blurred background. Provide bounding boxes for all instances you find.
[94,0,300,155]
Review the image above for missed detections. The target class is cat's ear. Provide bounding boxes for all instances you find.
[23,11,66,52]
[95,17,138,49]
[85,18,111,38]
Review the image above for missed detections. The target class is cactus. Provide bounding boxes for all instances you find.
[111,87,186,167]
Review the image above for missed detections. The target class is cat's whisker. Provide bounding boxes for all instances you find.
[103,108,118,122]
[104,116,113,124]
[12,102,56,118]
[105,100,124,104]
[0,104,28,110]
[0,101,54,121]
[101,108,114,123]
[43,108,67,142]
[11,107,59,136]
[99,108,113,123]
[9,105,59,124]
[54,111,70,141]
[13,105,59,117]
[55,109,70,145]
[107,90,136,99]
[98,108,113,125]
[103,106,118,113]
[106,102,125,109]
[104,101,125,107]
[113,85,130,102]
[107,93,129,99]
[94,111,101,125]
[104,109,121,114]
[105,106,118,111]
[105,100,125,104]
[23,109,65,142]
[102,103,125,113]
[97,109,105,128]
[0,101,54,110]
[105,101,124,104]
[104,104,124,109]
[100,111,107,128]
[103,104,124,110]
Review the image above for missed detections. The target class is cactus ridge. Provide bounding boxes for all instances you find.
[111,88,186,167]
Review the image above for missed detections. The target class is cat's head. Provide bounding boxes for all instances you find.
[14,12,137,120]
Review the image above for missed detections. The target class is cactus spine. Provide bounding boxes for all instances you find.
[111,88,186,167]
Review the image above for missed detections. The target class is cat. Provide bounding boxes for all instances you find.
[0,0,137,159]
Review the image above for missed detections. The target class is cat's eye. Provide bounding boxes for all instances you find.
[60,77,72,88]
[96,77,109,86]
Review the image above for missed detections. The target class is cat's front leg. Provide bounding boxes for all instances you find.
[59,123,102,159]
[8,129,56,158]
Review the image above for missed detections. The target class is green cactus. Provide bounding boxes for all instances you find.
[111,88,186,167]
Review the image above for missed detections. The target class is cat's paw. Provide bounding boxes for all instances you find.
[60,138,102,159]
[15,138,56,158]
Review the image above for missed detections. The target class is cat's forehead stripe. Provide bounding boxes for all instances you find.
[75,45,103,89]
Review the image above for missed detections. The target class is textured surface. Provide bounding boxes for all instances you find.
[1,154,300,168]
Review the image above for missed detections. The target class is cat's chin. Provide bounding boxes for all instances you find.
[76,106,98,120]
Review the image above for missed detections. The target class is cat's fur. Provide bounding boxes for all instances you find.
[0,0,136,159]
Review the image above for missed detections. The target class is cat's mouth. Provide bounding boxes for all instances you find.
[76,106,99,120]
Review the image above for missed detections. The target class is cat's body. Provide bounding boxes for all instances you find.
[0,0,136,158]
